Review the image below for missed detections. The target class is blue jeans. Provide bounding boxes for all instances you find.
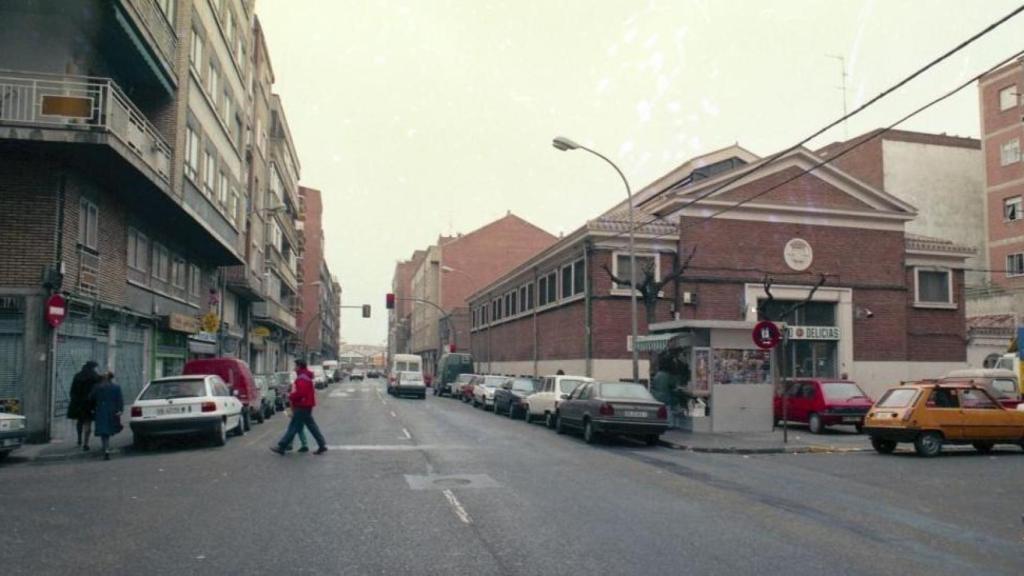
[277,408,325,450]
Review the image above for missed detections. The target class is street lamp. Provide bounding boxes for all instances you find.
[552,135,639,383]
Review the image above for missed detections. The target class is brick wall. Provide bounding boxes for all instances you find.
[713,165,874,211]
[299,186,323,351]
[0,151,59,288]
[905,269,966,362]
[61,171,129,306]
[817,132,885,190]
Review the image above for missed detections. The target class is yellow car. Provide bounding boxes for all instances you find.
[863,381,1024,457]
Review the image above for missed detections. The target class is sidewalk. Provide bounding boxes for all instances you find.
[658,425,872,454]
[15,414,134,463]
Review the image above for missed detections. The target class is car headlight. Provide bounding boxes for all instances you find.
[0,419,26,431]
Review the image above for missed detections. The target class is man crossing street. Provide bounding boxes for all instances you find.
[271,359,327,456]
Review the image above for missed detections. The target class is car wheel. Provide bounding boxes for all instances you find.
[972,442,994,454]
[913,431,943,457]
[256,407,265,424]
[645,435,659,447]
[870,437,896,454]
[507,404,515,419]
[523,408,532,423]
[583,420,597,444]
[212,420,227,446]
[545,412,556,429]
[233,413,246,437]
[555,414,565,435]
[243,410,252,432]
[808,413,823,434]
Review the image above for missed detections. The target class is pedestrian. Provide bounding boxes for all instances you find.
[68,360,101,451]
[271,359,327,456]
[89,371,124,461]
[284,363,310,453]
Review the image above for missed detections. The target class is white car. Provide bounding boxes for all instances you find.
[129,375,244,448]
[472,375,510,410]
[525,374,594,428]
[0,412,27,460]
[393,371,426,399]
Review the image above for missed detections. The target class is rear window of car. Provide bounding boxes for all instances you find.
[511,379,538,392]
[400,371,423,381]
[598,383,655,400]
[559,379,586,394]
[821,382,869,402]
[876,388,918,408]
[483,376,505,388]
[396,361,418,371]
[141,379,207,400]
[990,378,1017,398]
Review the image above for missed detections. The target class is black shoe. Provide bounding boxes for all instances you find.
[314,446,327,455]
[82,445,90,452]
[283,445,294,452]
[298,446,309,453]
[103,453,110,461]
[269,446,286,455]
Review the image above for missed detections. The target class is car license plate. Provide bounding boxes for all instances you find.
[624,410,648,418]
[842,416,861,423]
[2,438,20,447]
[156,406,189,416]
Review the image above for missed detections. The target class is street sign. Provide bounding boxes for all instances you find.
[45,294,67,328]
[252,326,271,338]
[752,320,782,350]
[201,312,220,333]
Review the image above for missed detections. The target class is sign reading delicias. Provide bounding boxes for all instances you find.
[786,325,840,340]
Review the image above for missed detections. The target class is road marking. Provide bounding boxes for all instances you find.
[346,389,356,393]
[401,428,411,440]
[390,411,397,418]
[442,489,473,524]
[329,391,350,398]
[323,444,465,451]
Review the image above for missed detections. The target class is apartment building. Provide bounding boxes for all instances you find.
[389,250,426,359]
[298,186,341,364]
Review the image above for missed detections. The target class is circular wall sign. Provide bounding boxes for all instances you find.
[784,238,813,271]
[752,320,782,350]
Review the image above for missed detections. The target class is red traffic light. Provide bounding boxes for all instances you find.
[448,343,456,353]
[386,293,395,309]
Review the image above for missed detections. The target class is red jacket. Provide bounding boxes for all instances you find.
[289,370,316,409]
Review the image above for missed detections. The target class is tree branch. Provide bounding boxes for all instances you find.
[779,274,828,320]
[757,274,774,320]
[653,246,697,292]
[601,263,631,288]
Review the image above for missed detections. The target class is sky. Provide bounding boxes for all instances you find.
[257,0,1024,346]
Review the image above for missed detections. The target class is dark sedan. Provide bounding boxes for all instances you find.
[555,381,668,445]
[493,377,540,419]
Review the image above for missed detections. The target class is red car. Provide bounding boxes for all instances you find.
[774,378,873,434]
[183,357,263,431]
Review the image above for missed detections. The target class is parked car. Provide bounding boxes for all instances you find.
[0,411,27,460]
[524,374,594,428]
[435,352,474,396]
[367,369,381,379]
[254,374,276,420]
[183,357,262,430]
[472,375,510,410]
[942,368,1020,409]
[493,377,540,418]
[391,370,427,399]
[323,360,339,382]
[773,378,874,434]
[454,373,478,401]
[864,381,1024,456]
[351,369,366,381]
[272,371,291,410]
[555,381,669,445]
[129,375,244,448]
[311,365,328,389]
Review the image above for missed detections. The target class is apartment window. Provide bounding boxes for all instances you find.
[1001,139,1020,166]
[573,260,584,295]
[1000,85,1018,111]
[538,271,557,306]
[152,243,170,281]
[223,92,232,127]
[126,228,148,272]
[509,291,517,316]
[229,188,239,222]
[189,29,203,71]
[171,257,187,289]
[254,117,263,152]
[519,285,527,313]
[218,172,229,205]
[189,264,202,297]
[226,13,236,47]
[481,305,488,325]
[78,199,98,250]
[203,151,216,196]
[156,0,175,24]
[1005,197,1022,221]
[1007,253,1024,277]
[561,265,573,299]
[914,268,952,306]
[527,282,534,310]
[614,254,656,291]
[538,275,548,306]
[207,62,219,103]
[185,126,200,181]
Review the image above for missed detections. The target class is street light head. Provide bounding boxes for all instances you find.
[552,136,580,151]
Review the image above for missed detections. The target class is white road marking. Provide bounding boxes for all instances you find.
[401,428,412,440]
[346,389,356,393]
[442,489,473,525]
[390,411,397,418]
[323,444,465,451]
[329,391,350,398]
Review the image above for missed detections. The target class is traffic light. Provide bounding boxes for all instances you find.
[362,304,371,318]
[448,343,456,353]
[385,293,395,310]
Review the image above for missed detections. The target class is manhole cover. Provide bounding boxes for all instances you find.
[404,474,500,490]
[433,478,472,487]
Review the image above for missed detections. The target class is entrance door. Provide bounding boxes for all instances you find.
[54,319,108,441]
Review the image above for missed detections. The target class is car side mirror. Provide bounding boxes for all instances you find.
[560,394,569,400]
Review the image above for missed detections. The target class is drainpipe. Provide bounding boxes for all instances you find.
[584,241,593,377]
[532,266,539,377]
[487,291,493,373]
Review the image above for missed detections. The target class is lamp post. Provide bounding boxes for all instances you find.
[552,136,639,383]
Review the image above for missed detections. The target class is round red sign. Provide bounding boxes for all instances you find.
[752,320,782,350]
[45,293,67,328]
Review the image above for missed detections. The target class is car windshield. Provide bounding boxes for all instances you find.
[990,378,1017,397]
[559,379,586,394]
[457,374,476,383]
[599,383,655,400]
[822,382,869,401]
[512,379,538,392]
[483,377,505,388]
[140,379,207,400]
[876,388,919,408]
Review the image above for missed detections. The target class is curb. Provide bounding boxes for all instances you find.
[657,439,871,455]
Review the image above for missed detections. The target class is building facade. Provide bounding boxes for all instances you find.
[389,250,426,360]
[297,186,341,363]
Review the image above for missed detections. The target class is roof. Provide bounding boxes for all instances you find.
[585,205,677,236]
[904,233,976,257]
[817,128,980,156]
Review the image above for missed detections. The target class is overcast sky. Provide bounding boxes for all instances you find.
[257,0,1023,345]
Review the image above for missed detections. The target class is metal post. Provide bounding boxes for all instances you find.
[781,327,790,444]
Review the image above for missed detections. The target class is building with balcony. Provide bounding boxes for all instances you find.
[297,186,339,364]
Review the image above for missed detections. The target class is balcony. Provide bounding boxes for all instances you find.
[119,0,179,88]
[224,265,264,302]
[253,298,297,334]
[266,247,298,291]
[0,70,171,187]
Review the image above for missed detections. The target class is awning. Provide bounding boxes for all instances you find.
[634,333,691,352]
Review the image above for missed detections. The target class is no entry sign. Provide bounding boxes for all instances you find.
[45,294,67,328]
[752,320,782,350]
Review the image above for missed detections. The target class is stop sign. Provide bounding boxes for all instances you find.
[45,294,67,328]
[752,320,782,349]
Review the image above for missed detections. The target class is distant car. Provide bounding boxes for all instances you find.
[453,373,478,401]
[367,370,380,379]
[351,369,365,381]
[942,369,1020,409]
[311,365,328,389]
[436,352,474,396]
[472,375,509,410]
[493,377,540,419]
[555,381,669,445]
[392,371,427,399]
[272,372,291,410]
[774,379,873,434]
[864,381,1024,456]
[0,412,27,460]
[524,374,594,428]
[129,375,245,448]
[183,357,262,430]
[254,374,276,420]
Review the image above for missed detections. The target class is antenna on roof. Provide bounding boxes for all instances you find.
[827,54,849,138]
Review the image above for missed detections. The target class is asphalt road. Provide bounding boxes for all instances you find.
[2,378,1022,576]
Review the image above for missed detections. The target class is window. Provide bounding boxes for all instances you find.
[78,199,98,250]
[614,254,656,291]
[519,285,527,312]
[127,228,148,272]
[203,151,216,196]
[925,388,958,408]
[171,257,186,289]
[527,282,534,309]
[538,275,548,306]
[189,29,203,71]
[509,290,517,316]
[189,264,202,297]
[1001,138,1020,166]
[561,265,573,299]
[573,259,584,295]
[218,172,228,205]
[156,0,175,24]
[152,243,170,281]
[222,92,232,127]
[1006,253,1024,277]
[229,188,239,222]
[1004,197,1022,221]
[915,268,952,305]
[538,271,557,306]
[504,293,512,317]
[207,63,220,105]
[184,126,200,181]
[226,13,236,47]
[1000,85,1018,111]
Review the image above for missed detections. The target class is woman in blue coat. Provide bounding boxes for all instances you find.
[89,371,124,461]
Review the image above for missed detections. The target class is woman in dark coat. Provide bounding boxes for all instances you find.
[68,361,101,450]
[89,371,124,461]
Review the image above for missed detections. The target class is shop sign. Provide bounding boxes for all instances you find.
[784,238,813,271]
[193,331,218,343]
[786,325,840,340]
[201,312,220,333]
[252,326,271,338]
[167,313,201,334]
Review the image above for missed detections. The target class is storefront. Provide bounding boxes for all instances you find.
[153,313,196,379]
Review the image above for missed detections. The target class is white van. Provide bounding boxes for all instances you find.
[390,354,422,382]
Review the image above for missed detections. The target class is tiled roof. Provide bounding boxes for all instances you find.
[904,233,976,256]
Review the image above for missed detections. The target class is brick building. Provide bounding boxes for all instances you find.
[389,250,426,359]
[297,186,341,363]
[469,144,972,429]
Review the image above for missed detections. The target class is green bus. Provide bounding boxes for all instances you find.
[435,353,474,396]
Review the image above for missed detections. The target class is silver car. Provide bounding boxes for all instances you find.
[555,381,668,445]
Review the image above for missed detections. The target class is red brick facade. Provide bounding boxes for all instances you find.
[298,186,324,352]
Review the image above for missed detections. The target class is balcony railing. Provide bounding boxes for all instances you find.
[0,70,171,183]
[266,247,298,290]
[253,299,297,332]
[122,0,178,71]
